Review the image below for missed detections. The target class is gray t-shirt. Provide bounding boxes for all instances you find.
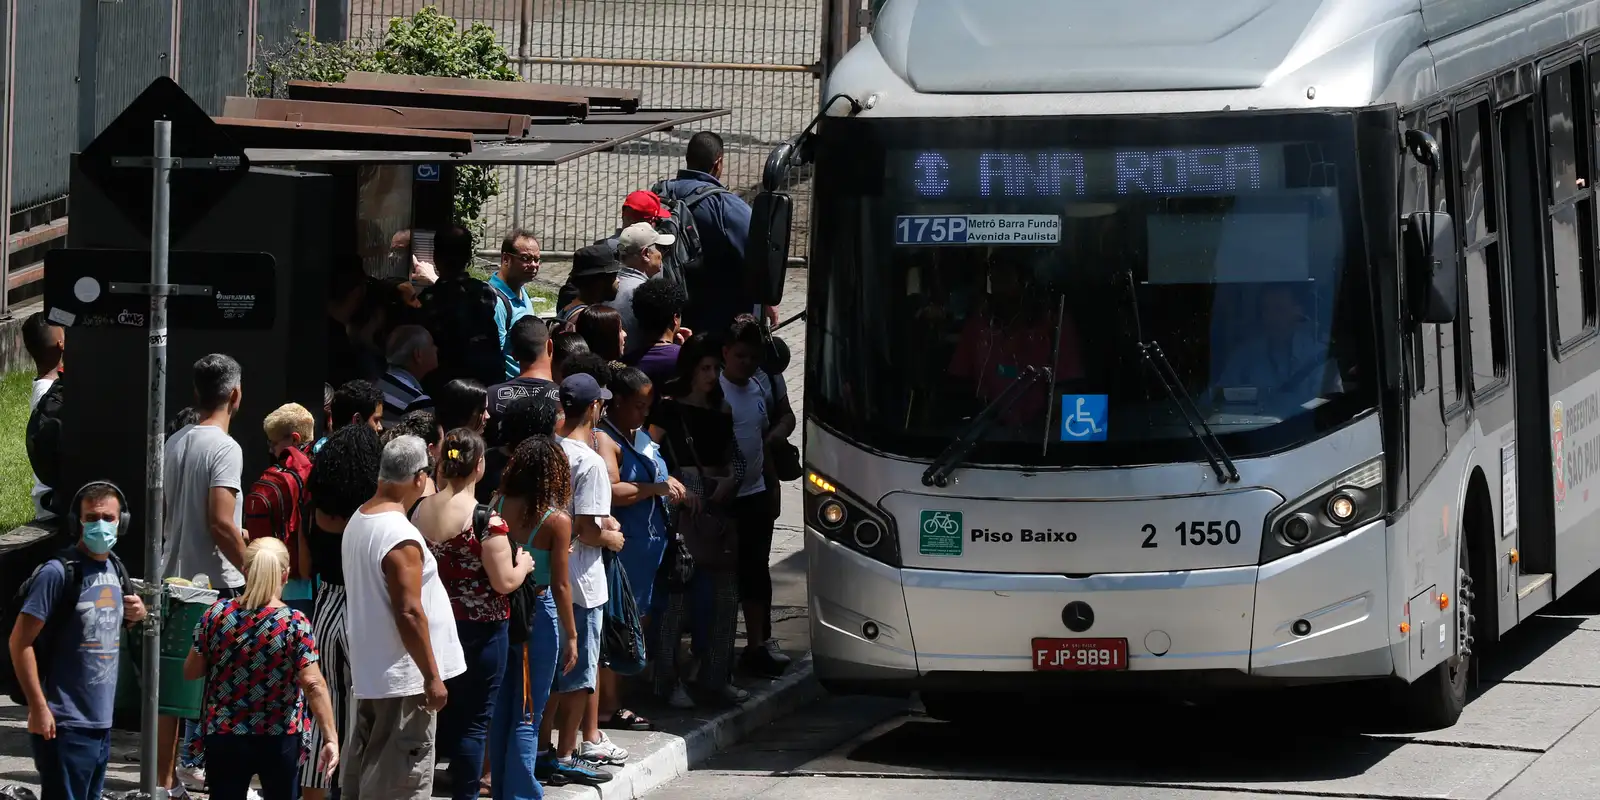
[161,424,245,588]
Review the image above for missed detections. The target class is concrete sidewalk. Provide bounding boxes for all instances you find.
[0,269,818,798]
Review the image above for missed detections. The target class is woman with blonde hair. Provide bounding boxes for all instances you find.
[185,537,341,800]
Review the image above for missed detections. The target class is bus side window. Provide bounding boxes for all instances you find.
[1457,99,1509,396]
[1542,60,1598,348]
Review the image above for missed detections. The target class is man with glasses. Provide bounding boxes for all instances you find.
[493,229,543,381]
[610,222,678,362]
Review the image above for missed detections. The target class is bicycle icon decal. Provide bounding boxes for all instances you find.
[919,509,964,557]
[1060,394,1109,442]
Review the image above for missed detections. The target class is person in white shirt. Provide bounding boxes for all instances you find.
[340,435,466,800]
[21,312,62,521]
[538,373,625,786]
[720,315,796,678]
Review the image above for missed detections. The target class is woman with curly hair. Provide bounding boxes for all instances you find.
[488,435,579,798]
[298,424,381,800]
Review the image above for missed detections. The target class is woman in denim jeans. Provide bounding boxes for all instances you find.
[488,435,578,798]
[413,428,532,800]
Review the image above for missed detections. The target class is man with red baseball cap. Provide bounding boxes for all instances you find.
[559,191,676,310]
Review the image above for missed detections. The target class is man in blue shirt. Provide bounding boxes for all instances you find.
[657,132,776,334]
[492,229,542,381]
[10,481,147,800]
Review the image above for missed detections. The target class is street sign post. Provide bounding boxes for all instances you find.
[70,75,254,799]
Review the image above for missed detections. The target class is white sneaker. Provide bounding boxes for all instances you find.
[167,784,191,799]
[764,638,792,665]
[176,765,206,790]
[579,730,629,764]
[719,683,751,704]
[247,790,265,800]
[667,683,695,709]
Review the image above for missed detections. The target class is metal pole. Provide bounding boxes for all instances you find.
[140,118,173,800]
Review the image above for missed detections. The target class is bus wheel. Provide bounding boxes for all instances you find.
[1397,539,1475,729]
[920,691,986,724]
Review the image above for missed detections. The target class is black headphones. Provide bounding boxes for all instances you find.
[68,480,132,539]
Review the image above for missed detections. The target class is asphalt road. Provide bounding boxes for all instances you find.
[641,577,1600,800]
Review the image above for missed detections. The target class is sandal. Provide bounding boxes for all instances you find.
[600,708,654,731]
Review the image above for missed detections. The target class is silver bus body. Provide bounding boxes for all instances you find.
[801,0,1600,716]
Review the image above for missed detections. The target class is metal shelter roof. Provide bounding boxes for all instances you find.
[216,72,727,166]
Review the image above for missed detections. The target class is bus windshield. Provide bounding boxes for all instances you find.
[806,111,1380,467]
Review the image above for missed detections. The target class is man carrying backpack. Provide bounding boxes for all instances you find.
[5,480,146,800]
[653,131,777,336]
[245,403,317,615]
[419,225,510,389]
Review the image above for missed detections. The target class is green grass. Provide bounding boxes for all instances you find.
[0,371,37,532]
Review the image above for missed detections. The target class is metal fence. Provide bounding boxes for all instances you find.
[349,0,824,259]
[0,0,315,314]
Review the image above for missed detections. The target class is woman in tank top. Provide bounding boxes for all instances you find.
[297,424,381,800]
[487,435,578,800]
[411,429,532,800]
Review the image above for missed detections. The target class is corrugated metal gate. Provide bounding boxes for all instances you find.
[349,0,825,259]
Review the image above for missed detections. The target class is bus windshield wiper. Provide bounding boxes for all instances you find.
[922,365,1053,488]
[1119,271,1240,484]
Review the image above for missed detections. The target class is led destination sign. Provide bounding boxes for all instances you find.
[898,145,1290,199]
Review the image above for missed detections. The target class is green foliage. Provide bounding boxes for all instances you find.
[247,7,519,231]
[371,7,518,82]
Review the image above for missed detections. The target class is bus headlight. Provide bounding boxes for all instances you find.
[806,469,901,567]
[1261,458,1384,564]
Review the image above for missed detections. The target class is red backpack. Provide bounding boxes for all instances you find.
[244,446,313,564]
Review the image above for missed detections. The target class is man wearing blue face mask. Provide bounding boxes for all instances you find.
[7,481,146,800]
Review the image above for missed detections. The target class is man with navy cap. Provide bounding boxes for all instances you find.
[540,373,624,785]
[558,245,624,326]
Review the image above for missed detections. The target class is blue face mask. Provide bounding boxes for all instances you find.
[83,519,118,555]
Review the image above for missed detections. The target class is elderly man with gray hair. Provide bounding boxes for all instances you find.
[379,325,438,424]
[340,435,465,799]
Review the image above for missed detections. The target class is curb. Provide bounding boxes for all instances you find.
[552,653,821,800]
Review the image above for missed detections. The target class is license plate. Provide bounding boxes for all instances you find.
[1032,638,1129,671]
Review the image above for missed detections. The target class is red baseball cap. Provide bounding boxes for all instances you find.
[622,190,670,221]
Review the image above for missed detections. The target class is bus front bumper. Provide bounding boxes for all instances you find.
[808,520,1394,697]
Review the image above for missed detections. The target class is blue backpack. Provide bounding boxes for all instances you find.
[599,551,647,676]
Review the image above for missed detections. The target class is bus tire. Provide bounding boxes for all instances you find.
[1395,537,1474,729]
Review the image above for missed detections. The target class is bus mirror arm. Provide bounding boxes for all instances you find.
[922,366,1051,488]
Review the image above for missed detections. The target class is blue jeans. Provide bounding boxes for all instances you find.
[205,733,300,800]
[31,725,111,800]
[439,619,509,800]
[489,591,558,800]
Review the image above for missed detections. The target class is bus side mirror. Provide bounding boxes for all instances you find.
[1403,211,1459,324]
[746,191,793,307]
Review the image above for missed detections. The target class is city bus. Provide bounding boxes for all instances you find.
[745,0,1600,726]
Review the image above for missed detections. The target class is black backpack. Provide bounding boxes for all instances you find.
[650,180,731,289]
[0,547,131,705]
[422,276,514,387]
[25,379,64,518]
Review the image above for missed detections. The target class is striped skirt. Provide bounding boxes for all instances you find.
[300,581,353,790]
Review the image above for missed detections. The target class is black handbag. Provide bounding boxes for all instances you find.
[757,369,803,482]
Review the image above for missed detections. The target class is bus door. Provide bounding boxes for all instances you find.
[1498,94,1557,615]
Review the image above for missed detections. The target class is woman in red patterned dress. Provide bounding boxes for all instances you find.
[184,537,340,800]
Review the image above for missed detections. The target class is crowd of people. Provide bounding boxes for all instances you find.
[7,130,801,800]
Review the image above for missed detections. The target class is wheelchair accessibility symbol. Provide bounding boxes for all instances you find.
[1060,394,1108,442]
[415,163,441,182]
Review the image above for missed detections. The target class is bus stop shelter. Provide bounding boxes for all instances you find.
[34,73,727,578]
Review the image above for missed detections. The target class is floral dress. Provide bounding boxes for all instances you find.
[428,510,513,622]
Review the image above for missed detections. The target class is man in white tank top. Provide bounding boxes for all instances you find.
[340,435,466,800]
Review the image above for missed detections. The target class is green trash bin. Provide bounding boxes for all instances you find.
[115,582,217,720]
